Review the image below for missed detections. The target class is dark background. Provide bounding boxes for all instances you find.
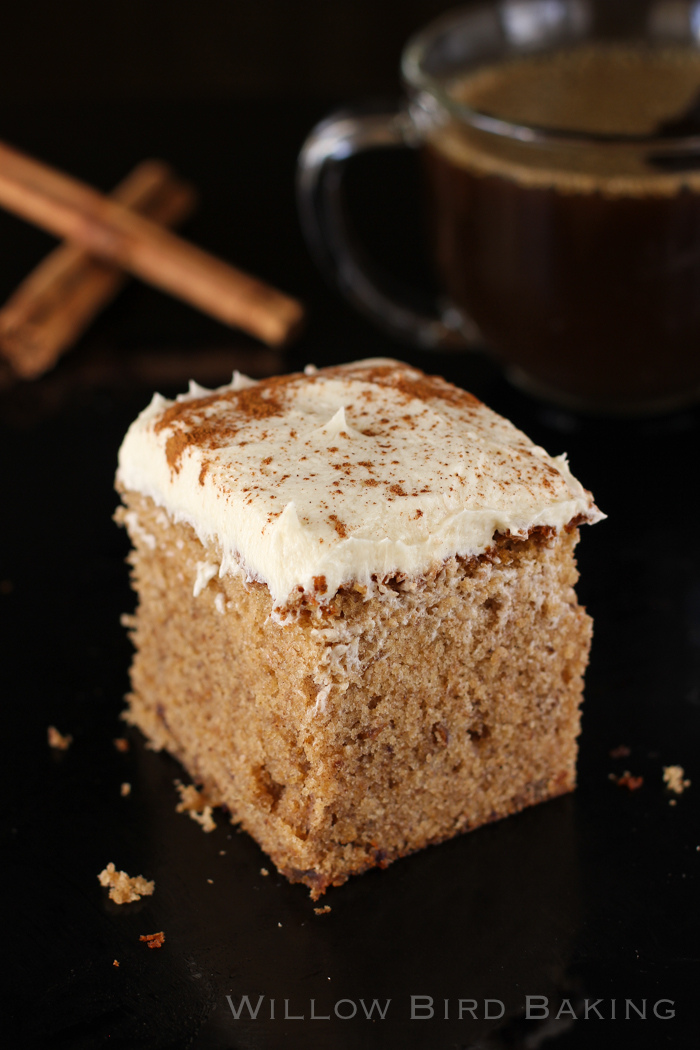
[1,2,699,1049]
[0,0,652,102]
[2,0,479,102]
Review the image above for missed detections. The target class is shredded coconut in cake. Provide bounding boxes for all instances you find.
[117,359,603,608]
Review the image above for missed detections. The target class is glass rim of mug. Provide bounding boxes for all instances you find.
[401,0,700,154]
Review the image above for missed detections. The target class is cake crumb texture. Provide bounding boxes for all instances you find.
[98,862,155,904]
[120,491,592,897]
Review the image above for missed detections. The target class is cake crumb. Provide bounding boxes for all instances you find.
[139,931,165,949]
[314,905,332,915]
[113,959,119,967]
[615,771,644,791]
[609,744,631,759]
[120,782,131,797]
[219,850,226,855]
[663,765,690,794]
[48,726,72,750]
[669,799,677,806]
[207,878,213,884]
[260,867,269,876]
[113,737,130,753]
[98,862,155,904]
[174,780,216,832]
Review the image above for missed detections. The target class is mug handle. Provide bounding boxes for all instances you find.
[297,104,483,350]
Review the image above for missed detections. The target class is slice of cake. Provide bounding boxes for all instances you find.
[116,359,603,897]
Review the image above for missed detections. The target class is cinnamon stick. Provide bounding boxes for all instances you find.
[0,139,305,348]
[0,159,196,378]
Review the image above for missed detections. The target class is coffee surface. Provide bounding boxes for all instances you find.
[450,44,700,136]
[431,44,700,192]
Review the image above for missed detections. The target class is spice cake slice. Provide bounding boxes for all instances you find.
[116,359,603,897]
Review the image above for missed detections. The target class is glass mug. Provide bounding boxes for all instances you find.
[298,0,700,414]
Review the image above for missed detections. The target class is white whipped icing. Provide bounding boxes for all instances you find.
[117,359,603,608]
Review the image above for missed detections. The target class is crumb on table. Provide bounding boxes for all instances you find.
[139,931,165,949]
[314,905,331,915]
[609,744,631,759]
[113,737,130,753]
[98,862,155,904]
[48,726,72,751]
[663,765,691,795]
[120,782,131,797]
[260,867,269,877]
[174,780,216,832]
[614,771,644,791]
[113,959,120,967]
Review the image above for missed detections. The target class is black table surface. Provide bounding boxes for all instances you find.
[2,97,699,1050]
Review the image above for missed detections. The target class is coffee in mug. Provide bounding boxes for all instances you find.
[298,0,700,413]
[424,43,700,410]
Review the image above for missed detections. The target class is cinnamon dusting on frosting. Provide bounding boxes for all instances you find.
[117,359,603,607]
[155,373,302,473]
[328,514,348,538]
[326,363,481,410]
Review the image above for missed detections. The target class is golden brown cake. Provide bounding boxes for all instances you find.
[116,359,602,897]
